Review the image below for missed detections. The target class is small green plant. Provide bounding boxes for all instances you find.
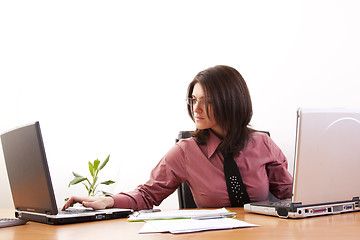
[68,154,115,196]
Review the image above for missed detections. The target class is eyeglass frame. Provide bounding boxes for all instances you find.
[186,97,212,107]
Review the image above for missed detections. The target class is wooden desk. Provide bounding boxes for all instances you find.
[1,208,360,240]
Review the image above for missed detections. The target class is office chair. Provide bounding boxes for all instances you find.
[176,131,197,209]
[175,130,273,209]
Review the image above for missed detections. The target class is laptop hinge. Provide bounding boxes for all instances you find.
[289,202,303,211]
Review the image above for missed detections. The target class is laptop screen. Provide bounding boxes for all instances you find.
[1,122,58,214]
[292,108,360,205]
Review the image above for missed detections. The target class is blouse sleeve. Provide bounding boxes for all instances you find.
[264,136,293,199]
[111,143,188,210]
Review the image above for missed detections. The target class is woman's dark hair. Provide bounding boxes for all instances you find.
[187,65,253,154]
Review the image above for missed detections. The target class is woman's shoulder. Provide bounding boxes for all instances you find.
[160,137,197,164]
[246,131,274,150]
[247,130,283,156]
[249,131,271,141]
[176,136,197,149]
[160,137,198,163]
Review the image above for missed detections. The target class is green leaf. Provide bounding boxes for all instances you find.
[102,191,113,196]
[88,161,94,177]
[98,154,110,171]
[100,180,115,185]
[68,176,88,187]
[72,172,83,178]
[93,159,100,172]
[83,182,90,192]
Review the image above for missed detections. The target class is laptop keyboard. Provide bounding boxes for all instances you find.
[0,218,27,228]
[268,201,292,208]
[60,208,96,215]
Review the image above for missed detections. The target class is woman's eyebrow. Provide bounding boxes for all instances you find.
[191,95,205,99]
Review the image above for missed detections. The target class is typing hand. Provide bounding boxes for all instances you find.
[61,196,114,211]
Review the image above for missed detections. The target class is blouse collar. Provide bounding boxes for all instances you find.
[203,130,222,158]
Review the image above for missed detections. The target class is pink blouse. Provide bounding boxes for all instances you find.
[112,131,293,210]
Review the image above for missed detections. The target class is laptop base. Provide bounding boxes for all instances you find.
[244,198,360,218]
[16,208,133,225]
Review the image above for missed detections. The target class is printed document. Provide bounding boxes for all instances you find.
[128,207,235,221]
[139,217,259,234]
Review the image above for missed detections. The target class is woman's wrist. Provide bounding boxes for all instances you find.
[105,196,115,208]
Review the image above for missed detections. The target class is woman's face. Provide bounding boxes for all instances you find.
[191,83,225,138]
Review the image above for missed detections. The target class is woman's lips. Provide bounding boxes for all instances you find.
[195,116,204,121]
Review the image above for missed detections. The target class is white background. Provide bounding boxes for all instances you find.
[1,0,359,210]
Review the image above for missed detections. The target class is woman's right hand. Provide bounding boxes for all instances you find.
[61,196,114,211]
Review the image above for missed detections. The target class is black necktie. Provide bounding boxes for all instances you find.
[222,151,250,207]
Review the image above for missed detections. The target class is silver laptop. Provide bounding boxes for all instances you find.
[244,108,360,218]
[1,122,133,224]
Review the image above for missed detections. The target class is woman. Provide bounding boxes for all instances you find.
[62,65,293,211]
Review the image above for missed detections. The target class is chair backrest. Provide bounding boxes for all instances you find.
[177,180,197,209]
[176,131,197,209]
[175,130,272,209]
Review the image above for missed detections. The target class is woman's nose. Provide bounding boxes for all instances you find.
[193,101,202,113]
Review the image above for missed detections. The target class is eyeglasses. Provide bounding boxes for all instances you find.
[186,97,211,107]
